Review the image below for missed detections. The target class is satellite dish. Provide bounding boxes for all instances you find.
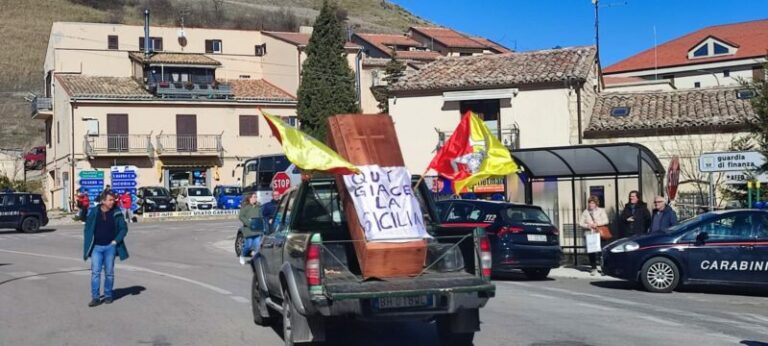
[177,29,187,47]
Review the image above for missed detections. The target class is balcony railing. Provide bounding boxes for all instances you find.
[156,134,223,156]
[153,82,233,99]
[435,124,520,151]
[84,134,154,157]
[29,96,52,117]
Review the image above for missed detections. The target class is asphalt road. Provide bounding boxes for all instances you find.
[1,220,767,346]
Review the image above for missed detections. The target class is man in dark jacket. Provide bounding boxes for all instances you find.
[261,191,281,231]
[618,190,652,237]
[83,192,129,307]
[650,196,678,233]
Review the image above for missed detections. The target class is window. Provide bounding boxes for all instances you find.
[295,182,346,231]
[693,45,708,57]
[239,75,251,79]
[205,39,222,54]
[460,99,500,135]
[694,82,701,88]
[1,195,15,207]
[445,202,485,223]
[754,215,768,240]
[239,115,259,136]
[504,207,551,223]
[685,215,754,241]
[713,42,729,55]
[459,52,473,57]
[280,116,299,128]
[255,43,267,56]
[610,106,630,117]
[139,37,163,51]
[56,121,60,144]
[45,120,52,146]
[737,89,756,100]
[188,187,212,196]
[108,35,119,50]
[723,69,730,78]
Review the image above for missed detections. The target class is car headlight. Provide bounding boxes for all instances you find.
[170,199,177,204]
[145,199,156,205]
[610,241,640,253]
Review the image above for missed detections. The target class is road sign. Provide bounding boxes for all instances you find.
[724,172,768,184]
[666,157,680,200]
[271,172,291,195]
[78,170,104,207]
[79,170,104,179]
[699,151,765,173]
[111,165,139,211]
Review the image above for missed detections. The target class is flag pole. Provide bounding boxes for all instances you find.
[413,167,430,190]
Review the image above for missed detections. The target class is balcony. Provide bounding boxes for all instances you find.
[156,134,223,157]
[29,96,52,119]
[84,134,154,157]
[153,81,233,100]
[436,124,520,151]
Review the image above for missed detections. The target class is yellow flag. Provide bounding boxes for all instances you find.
[262,112,359,175]
[453,112,519,193]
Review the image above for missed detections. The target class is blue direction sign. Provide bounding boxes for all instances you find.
[111,166,139,211]
[78,170,104,208]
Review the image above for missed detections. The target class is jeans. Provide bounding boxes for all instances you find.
[242,236,262,258]
[91,244,116,300]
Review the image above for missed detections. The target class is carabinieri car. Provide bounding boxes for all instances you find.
[602,210,768,293]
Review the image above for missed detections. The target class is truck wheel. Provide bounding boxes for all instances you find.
[282,289,297,346]
[251,273,275,326]
[20,217,41,233]
[436,313,476,346]
[523,268,551,280]
[235,232,244,257]
[640,257,680,293]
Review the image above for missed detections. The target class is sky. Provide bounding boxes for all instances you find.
[390,0,768,67]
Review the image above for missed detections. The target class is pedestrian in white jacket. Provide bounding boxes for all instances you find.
[579,195,609,275]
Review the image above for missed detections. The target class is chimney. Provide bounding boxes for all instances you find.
[144,9,151,58]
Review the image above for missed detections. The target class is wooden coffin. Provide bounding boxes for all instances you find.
[327,114,427,279]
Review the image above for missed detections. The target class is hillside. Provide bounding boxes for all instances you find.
[0,0,427,148]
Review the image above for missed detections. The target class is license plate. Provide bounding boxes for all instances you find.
[374,295,433,310]
[527,234,547,242]
[158,205,167,209]
[199,204,211,210]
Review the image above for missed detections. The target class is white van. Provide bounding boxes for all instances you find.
[173,186,216,211]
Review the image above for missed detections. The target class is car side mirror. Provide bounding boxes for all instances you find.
[695,231,709,245]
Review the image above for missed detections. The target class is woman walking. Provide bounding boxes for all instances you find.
[238,192,263,266]
[579,195,609,275]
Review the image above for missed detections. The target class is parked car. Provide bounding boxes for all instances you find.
[0,192,48,233]
[213,185,242,209]
[172,186,216,211]
[23,146,46,170]
[436,200,562,280]
[136,186,176,213]
[251,176,495,346]
[602,210,768,293]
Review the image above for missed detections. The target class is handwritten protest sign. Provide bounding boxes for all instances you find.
[343,165,430,242]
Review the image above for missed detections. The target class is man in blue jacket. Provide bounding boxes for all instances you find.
[650,196,678,233]
[83,192,129,307]
[261,190,281,232]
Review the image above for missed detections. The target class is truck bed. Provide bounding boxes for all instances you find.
[324,271,494,300]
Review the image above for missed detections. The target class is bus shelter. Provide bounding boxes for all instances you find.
[510,143,665,264]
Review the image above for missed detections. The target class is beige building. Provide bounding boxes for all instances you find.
[33,22,310,210]
[388,46,600,177]
[584,86,757,215]
[604,19,767,90]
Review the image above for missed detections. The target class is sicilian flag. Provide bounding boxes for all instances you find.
[262,111,359,175]
[428,111,518,193]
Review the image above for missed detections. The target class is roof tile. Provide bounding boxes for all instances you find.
[128,52,221,66]
[263,31,361,49]
[391,46,596,92]
[584,87,756,138]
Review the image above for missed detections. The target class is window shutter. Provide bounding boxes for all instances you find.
[139,37,145,51]
[154,38,163,51]
[205,40,213,53]
[108,35,119,50]
[240,115,259,136]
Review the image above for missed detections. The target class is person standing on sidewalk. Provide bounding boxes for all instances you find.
[618,191,651,237]
[119,191,133,223]
[650,196,678,233]
[77,189,90,222]
[579,195,609,275]
[83,192,129,307]
[238,193,263,266]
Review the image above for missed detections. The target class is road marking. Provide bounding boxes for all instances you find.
[230,296,249,304]
[576,302,617,312]
[59,267,90,276]
[636,314,681,327]
[152,261,193,269]
[0,248,232,296]
[5,271,45,280]
[528,293,555,300]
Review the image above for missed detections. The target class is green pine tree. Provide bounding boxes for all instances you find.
[371,53,406,113]
[296,0,359,142]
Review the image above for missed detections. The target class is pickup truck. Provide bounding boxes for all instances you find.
[250,176,495,346]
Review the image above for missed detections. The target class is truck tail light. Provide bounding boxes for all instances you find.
[552,227,559,236]
[479,235,492,278]
[306,243,321,286]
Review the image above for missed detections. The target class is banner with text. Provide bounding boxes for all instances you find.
[343,165,429,242]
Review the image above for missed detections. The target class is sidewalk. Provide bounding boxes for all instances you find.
[548,265,619,280]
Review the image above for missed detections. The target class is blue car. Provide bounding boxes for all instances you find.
[436,200,562,280]
[602,209,768,293]
[213,185,243,209]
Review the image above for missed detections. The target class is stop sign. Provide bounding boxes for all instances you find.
[271,172,291,194]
